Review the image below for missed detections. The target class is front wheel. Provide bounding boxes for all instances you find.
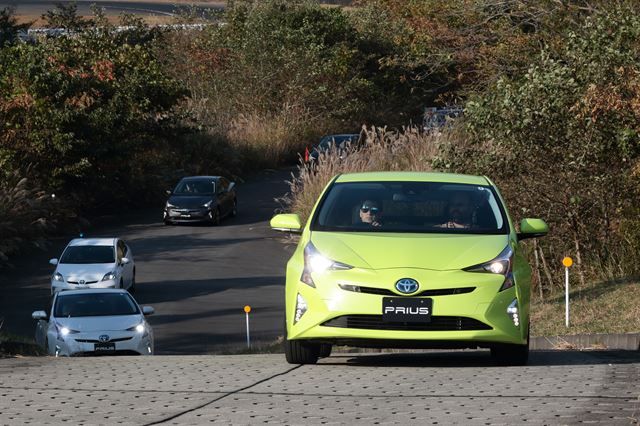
[491,330,529,366]
[230,199,238,217]
[208,208,221,226]
[129,271,136,293]
[284,339,320,364]
[319,344,332,358]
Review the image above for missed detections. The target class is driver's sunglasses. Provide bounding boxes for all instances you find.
[360,206,379,214]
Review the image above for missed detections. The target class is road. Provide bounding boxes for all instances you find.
[0,351,638,424]
[0,1,223,17]
[0,168,295,354]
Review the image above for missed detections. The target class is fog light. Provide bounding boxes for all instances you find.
[294,293,308,324]
[507,298,519,327]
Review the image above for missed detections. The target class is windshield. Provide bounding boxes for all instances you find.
[60,246,115,264]
[312,181,508,234]
[173,179,215,195]
[54,293,139,317]
[318,135,359,150]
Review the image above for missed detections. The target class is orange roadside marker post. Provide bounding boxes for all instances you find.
[244,305,251,348]
[562,257,573,327]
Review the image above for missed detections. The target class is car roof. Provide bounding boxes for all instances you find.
[68,238,116,247]
[335,172,491,186]
[180,176,221,180]
[55,288,129,297]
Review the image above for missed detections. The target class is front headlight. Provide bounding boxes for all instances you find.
[127,322,148,336]
[53,272,64,282]
[166,202,176,209]
[463,246,514,291]
[102,271,117,281]
[55,323,79,340]
[203,200,213,208]
[301,242,352,287]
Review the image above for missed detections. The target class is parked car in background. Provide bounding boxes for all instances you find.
[163,176,237,225]
[50,238,135,295]
[271,172,549,366]
[304,133,361,163]
[33,289,154,356]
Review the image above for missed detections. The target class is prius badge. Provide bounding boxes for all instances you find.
[395,278,419,294]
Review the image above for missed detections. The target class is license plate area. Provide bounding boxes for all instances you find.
[382,297,432,323]
[94,343,116,352]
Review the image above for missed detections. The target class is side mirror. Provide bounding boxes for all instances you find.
[49,258,58,266]
[121,257,131,265]
[165,189,172,196]
[32,310,48,321]
[518,218,549,240]
[228,182,236,192]
[142,306,155,316]
[270,214,302,233]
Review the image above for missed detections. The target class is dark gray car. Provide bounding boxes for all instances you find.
[163,176,237,225]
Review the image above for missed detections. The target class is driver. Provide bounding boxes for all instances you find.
[358,200,383,227]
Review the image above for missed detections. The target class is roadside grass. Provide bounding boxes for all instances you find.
[0,331,45,357]
[531,279,640,337]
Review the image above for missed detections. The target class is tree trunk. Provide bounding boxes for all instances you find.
[538,245,555,295]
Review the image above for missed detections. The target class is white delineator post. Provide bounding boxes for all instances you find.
[562,257,573,328]
[244,305,251,349]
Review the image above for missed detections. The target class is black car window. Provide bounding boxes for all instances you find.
[60,246,115,264]
[174,179,215,195]
[54,293,140,317]
[312,181,508,234]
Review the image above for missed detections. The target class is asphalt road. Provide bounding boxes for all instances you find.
[0,168,295,354]
[0,1,223,17]
[1,351,638,424]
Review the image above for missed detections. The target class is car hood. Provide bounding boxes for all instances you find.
[55,315,142,332]
[168,195,212,209]
[311,232,510,271]
[56,263,116,282]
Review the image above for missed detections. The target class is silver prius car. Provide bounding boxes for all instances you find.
[32,289,154,356]
[49,237,136,295]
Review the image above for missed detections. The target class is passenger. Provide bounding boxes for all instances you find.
[437,193,473,229]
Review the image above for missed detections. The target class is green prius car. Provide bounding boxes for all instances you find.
[271,172,549,365]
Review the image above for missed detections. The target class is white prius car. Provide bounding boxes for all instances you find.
[32,289,154,356]
[50,237,135,295]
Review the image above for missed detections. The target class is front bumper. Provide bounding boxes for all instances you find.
[286,267,528,347]
[51,331,153,356]
[51,280,117,294]
[164,207,211,223]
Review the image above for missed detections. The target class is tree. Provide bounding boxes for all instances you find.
[0,7,31,47]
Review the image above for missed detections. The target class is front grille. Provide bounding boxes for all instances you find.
[339,284,475,297]
[68,280,99,285]
[74,337,133,343]
[72,350,141,356]
[322,315,492,331]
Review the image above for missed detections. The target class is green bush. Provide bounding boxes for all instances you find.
[444,5,640,290]
[0,21,187,208]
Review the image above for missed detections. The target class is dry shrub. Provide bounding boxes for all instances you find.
[0,174,75,268]
[225,107,326,169]
[282,126,449,222]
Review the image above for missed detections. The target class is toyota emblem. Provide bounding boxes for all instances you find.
[98,335,110,343]
[395,278,419,294]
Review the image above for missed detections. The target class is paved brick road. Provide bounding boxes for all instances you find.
[1,350,638,425]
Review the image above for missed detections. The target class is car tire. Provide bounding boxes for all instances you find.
[285,338,320,364]
[230,199,238,217]
[318,343,332,358]
[119,279,124,289]
[209,208,221,226]
[283,321,319,364]
[163,219,172,226]
[491,328,529,366]
[129,271,136,293]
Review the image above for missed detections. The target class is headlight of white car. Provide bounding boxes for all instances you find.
[127,322,148,336]
[53,272,64,282]
[102,271,117,281]
[55,323,79,340]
